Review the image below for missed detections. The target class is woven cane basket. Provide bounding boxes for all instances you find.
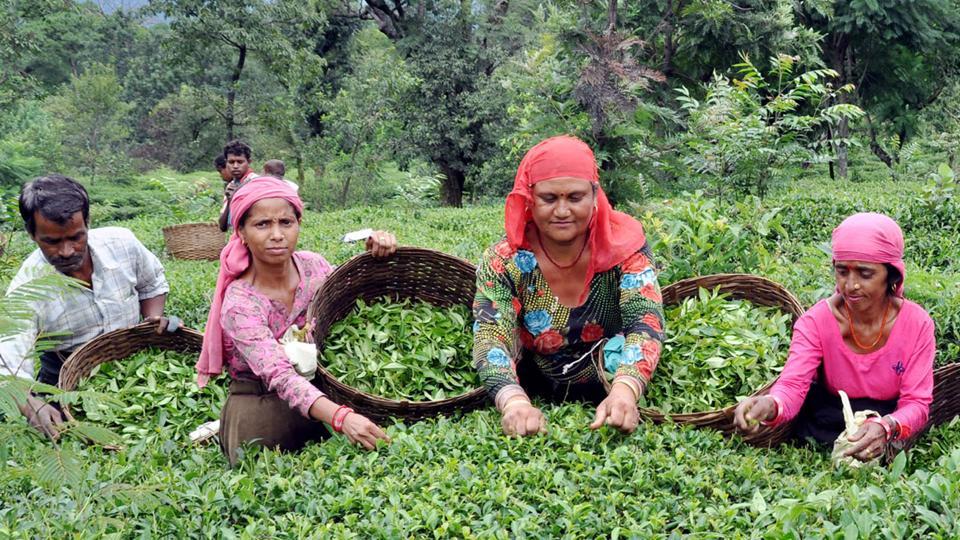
[883,362,960,459]
[162,222,226,261]
[635,273,806,447]
[307,247,488,423]
[58,322,204,414]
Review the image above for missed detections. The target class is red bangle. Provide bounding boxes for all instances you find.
[332,405,353,433]
[867,416,893,442]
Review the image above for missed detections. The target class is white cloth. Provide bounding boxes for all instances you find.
[0,227,169,380]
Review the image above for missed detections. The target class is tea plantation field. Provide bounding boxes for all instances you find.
[1,173,959,538]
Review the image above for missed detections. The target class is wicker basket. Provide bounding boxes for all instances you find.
[307,247,488,423]
[636,273,806,447]
[162,222,226,261]
[58,322,204,415]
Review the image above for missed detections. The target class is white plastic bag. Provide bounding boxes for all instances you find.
[280,324,318,380]
[831,390,881,469]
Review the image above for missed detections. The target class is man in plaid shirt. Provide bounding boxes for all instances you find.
[0,175,179,437]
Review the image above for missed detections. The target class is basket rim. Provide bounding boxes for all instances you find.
[161,221,223,233]
[308,246,486,408]
[59,321,204,391]
[640,272,804,420]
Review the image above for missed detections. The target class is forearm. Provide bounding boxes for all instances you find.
[218,203,230,232]
[140,294,166,319]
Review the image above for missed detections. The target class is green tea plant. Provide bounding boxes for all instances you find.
[321,298,480,401]
[644,288,790,413]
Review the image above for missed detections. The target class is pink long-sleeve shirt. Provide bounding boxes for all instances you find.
[221,251,334,417]
[768,299,935,440]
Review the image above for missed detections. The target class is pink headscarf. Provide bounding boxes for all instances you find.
[831,212,906,298]
[196,177,304,386]
[504,136,647,303]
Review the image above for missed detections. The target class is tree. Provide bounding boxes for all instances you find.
[797,0,960,177]
[45,63,134,183]
[150,0,327,142]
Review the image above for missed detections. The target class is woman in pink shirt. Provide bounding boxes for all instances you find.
[198,177,397,465]
[734,213,935,462]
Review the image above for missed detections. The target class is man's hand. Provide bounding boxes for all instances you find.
[19,394,64,440]
[365,231,398,258]
[144,315,183,335]
[589,383,640,433]
[224,181,240,200]
[501,399,547,437]
[733,395,777,434]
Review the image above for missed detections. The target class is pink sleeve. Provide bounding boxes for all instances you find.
[222,299,324,418]
[890,317,935,439]
[767,313,823,425]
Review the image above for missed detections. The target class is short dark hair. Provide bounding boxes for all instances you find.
[214,154,227,170]
[20,174,90,236]
[263,159,285,177]
[884,263,904,295]
[223,139,252,160]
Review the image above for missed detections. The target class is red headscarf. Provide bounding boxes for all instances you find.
[831,212,906,298]
[196,177,304,386]
[504,136,648,301]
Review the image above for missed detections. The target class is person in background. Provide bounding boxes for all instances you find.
[472,135,664,437]
[0,175,179,438]
[262,159,299,192]
[218,140,259,232]
[734,213,935,462]
[215,154,231,183]
[198,176,397,465]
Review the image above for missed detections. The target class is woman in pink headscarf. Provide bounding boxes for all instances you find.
[198,177,397,465]
[473,136,664,437]
[735,213,936,461]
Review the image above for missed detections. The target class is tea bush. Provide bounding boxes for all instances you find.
[2,171,960,537]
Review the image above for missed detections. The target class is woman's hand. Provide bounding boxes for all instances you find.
[365,231,397,258]
[733,395,777,433]
[340,412,391,450]
[501,399,547,437]
[589,384,640,433]
[844,421,888,462]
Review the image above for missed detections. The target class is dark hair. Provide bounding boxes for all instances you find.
[20,174,90,236]
[214,154,227,170]
[237,201,302,228]
[884,263,903,295]
[223,139,252,160]
[262,159,285,177]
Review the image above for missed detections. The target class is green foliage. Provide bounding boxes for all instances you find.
[645,288,790,413]
[676,53,864,199]
[44,63,135,183]
[77,349,227,445]
[322,298,479,401]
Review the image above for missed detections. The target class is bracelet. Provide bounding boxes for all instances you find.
[332,405,354,433]
[500,398,531,413]
[612,378,640,401]
[867,416,893,442]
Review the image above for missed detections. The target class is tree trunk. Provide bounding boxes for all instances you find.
[439,163,465,207]
[865,112,894,168]
[662,0,675,77]
[226,44,247,141]
[827,34,851,178]
[607,0,617,33]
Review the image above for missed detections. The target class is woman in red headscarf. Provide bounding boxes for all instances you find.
[198,177,397,465]
[734,213,935,462]
[473,136,665,436]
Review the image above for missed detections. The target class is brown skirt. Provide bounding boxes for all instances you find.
[219,379,329,466]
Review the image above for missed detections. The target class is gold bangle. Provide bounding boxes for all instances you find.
[613,378,640,401]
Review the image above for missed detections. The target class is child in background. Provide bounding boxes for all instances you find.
[262,159,299,192]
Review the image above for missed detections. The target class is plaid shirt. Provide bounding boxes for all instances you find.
[0,227,169,380]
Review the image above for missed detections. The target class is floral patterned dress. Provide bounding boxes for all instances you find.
[221,251,334,416]
[473,239,665,408]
